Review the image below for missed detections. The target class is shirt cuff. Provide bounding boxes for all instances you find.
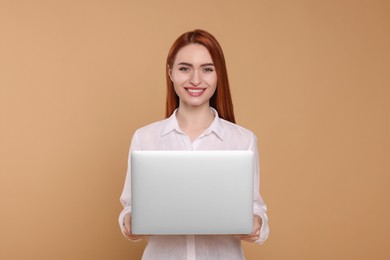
[118,206,132,234]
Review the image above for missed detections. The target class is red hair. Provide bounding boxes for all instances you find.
[165,29,236,123]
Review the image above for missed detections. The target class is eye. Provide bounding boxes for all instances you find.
[203,67,214,73]
[178,66,190,72]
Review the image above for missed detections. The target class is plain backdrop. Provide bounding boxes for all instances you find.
[1,0,389,259]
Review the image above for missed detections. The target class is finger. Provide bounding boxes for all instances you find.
[127,234,143,240]
[241,237,255,243]
[127,235,144,242]
[124,214,132,234]
[241,236,259,243]
[252,225,260,235]
[239,232,260,242]
[124,223,130,235]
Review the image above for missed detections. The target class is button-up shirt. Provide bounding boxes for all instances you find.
[119,108,269,260]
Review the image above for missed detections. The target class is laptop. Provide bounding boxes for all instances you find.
[131,150,254,235]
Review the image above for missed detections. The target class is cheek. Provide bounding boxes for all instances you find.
[210,84,217,95]
[171,72,188,86]
[206,74,218,89]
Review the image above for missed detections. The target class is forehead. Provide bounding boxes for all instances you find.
[174,44,213,65]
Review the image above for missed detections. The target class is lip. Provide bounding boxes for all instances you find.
[185,87,206,97]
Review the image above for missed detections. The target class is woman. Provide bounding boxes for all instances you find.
[119,29,269,259]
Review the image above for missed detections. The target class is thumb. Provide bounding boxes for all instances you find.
[124,214,132,234]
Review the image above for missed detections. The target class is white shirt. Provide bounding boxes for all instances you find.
[119,108,269,260]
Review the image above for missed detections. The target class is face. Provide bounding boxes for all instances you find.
[170,44,217,109]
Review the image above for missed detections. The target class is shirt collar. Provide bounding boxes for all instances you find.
[160,109,183,136]
[161,107,225,140]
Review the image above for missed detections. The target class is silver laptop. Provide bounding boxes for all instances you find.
[131,150,254,235]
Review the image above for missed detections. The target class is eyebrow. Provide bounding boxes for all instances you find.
[177,62,215,67]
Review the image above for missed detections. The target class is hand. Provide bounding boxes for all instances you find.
[237,215,262,243]
[123,214,145,242]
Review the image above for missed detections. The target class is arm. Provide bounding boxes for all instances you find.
[118,131,145,241]
[239,134,269,243]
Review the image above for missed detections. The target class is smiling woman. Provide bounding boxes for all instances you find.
[118,29,269,260]
[169,44,217,111]
[165,29,236,123]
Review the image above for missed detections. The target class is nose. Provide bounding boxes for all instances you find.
[189,70,201,86]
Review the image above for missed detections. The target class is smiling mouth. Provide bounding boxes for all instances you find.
[185,88,206,96]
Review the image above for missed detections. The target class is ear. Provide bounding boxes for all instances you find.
[168,65,173,81]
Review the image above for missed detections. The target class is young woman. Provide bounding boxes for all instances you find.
[119,29,269,259]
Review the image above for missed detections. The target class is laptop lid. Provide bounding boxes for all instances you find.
[131,150,254,235]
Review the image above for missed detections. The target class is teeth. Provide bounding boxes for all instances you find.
[187,89,203,93]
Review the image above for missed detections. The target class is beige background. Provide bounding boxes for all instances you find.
[1,0,389,259]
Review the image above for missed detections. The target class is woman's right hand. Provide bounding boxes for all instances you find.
[123,214,145,242]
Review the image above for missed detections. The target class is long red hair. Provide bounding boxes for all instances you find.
[165,29,236,123]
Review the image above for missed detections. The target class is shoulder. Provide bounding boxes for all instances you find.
[129,118,171,150]
[219,118,257,146]
[221,118,255,137]
[133,118,169,137]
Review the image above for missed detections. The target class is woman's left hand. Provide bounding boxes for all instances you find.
[237,215,262,243]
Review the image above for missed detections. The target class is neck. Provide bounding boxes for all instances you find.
[176,104,215,140]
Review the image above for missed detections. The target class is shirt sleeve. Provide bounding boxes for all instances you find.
[118,131,141,235]
[250,134,270,244]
